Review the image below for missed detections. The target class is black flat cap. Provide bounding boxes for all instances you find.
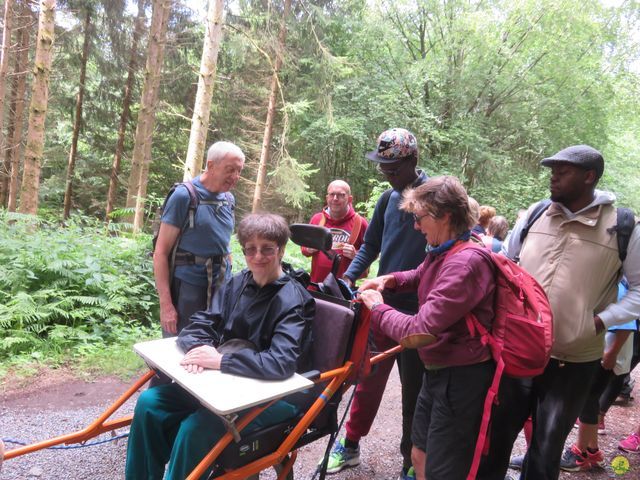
[540,145,604,179]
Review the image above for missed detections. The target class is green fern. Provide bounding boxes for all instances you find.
[0,211,158,358]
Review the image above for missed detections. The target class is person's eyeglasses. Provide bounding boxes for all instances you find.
[413,212,429,223]
[242,246,279,257]
[376,163,403,177]
[327,192,347,199]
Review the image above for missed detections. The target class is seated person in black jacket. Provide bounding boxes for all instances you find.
[125,213,315,480]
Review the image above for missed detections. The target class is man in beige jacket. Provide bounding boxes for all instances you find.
[478,145,640,480]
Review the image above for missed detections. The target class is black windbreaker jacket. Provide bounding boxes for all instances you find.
[177,269,315,380]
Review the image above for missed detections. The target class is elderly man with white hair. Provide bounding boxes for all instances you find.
[153,142,245,350]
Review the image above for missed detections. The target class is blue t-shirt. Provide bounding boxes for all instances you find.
[161,176,234,286]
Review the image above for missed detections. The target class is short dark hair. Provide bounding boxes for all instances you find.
[237,213,290,248]
[400,175,474,236]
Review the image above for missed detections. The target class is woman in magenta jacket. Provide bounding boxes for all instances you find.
[359,176,497,480]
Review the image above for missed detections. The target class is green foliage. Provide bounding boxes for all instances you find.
[12,0,640,226]
[356,178,391,218]
[270,155,320,209]
[0,211,158,365]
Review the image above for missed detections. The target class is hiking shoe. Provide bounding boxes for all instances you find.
[586,448,605,468]
[560,444,590,472]
[398,466,416,480]
[619,433,640,453]
[509,454,524,470]
[324,438,360,474]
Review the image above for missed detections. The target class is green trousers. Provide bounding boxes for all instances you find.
[125,383,299,480]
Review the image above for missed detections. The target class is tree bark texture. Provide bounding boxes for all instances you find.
[105,0,145,221]
[252,0,291,213]
[128,0,171,232]
[62,7,91,219]
[18,0,55,216]
[183,0,224,181]
[0,0,16,201]
[6,3,31,212]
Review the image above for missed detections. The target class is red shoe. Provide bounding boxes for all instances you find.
[586,448,605,468]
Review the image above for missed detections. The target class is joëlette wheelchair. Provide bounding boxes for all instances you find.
[4,224,403,479]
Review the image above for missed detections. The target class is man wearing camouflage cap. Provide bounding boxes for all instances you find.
[324,128,429,480]
[478,145,640,480]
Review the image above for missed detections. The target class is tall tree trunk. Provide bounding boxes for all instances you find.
[6,3,31,212]
[18,0,55,216]
[127,0,170,232]
[0,0,16,202]
[252,0,291,213]
[105,0,145,221]
[62,7,91,219]
[183,0,224,181]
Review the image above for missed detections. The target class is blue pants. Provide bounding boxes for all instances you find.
[125,383,299,480]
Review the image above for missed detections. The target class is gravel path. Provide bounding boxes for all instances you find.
[0,369,406,480]
[2,367,639,479]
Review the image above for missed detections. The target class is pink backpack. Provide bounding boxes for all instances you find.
[445,242,553,479]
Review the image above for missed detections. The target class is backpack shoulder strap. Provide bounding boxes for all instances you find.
[318,214,327,227]
[181,181,199,207]
[157,181,199,280]
[445,240,483,258]
[615,207,636,263]
[519,199,552,244]
[348,214,363,245]
[180,181,200,229]
[159,181,198,229]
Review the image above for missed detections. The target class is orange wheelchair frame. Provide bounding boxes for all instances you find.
[4,345,401,480]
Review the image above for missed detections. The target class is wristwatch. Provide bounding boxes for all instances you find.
[370,302,383,311]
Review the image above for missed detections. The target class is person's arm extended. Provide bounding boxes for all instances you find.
[358,262,423,296]
[374,250,494,341]
[343,197,386,284]
[153,223,181,334]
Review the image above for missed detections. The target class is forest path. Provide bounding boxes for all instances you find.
[1,366,639,479]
